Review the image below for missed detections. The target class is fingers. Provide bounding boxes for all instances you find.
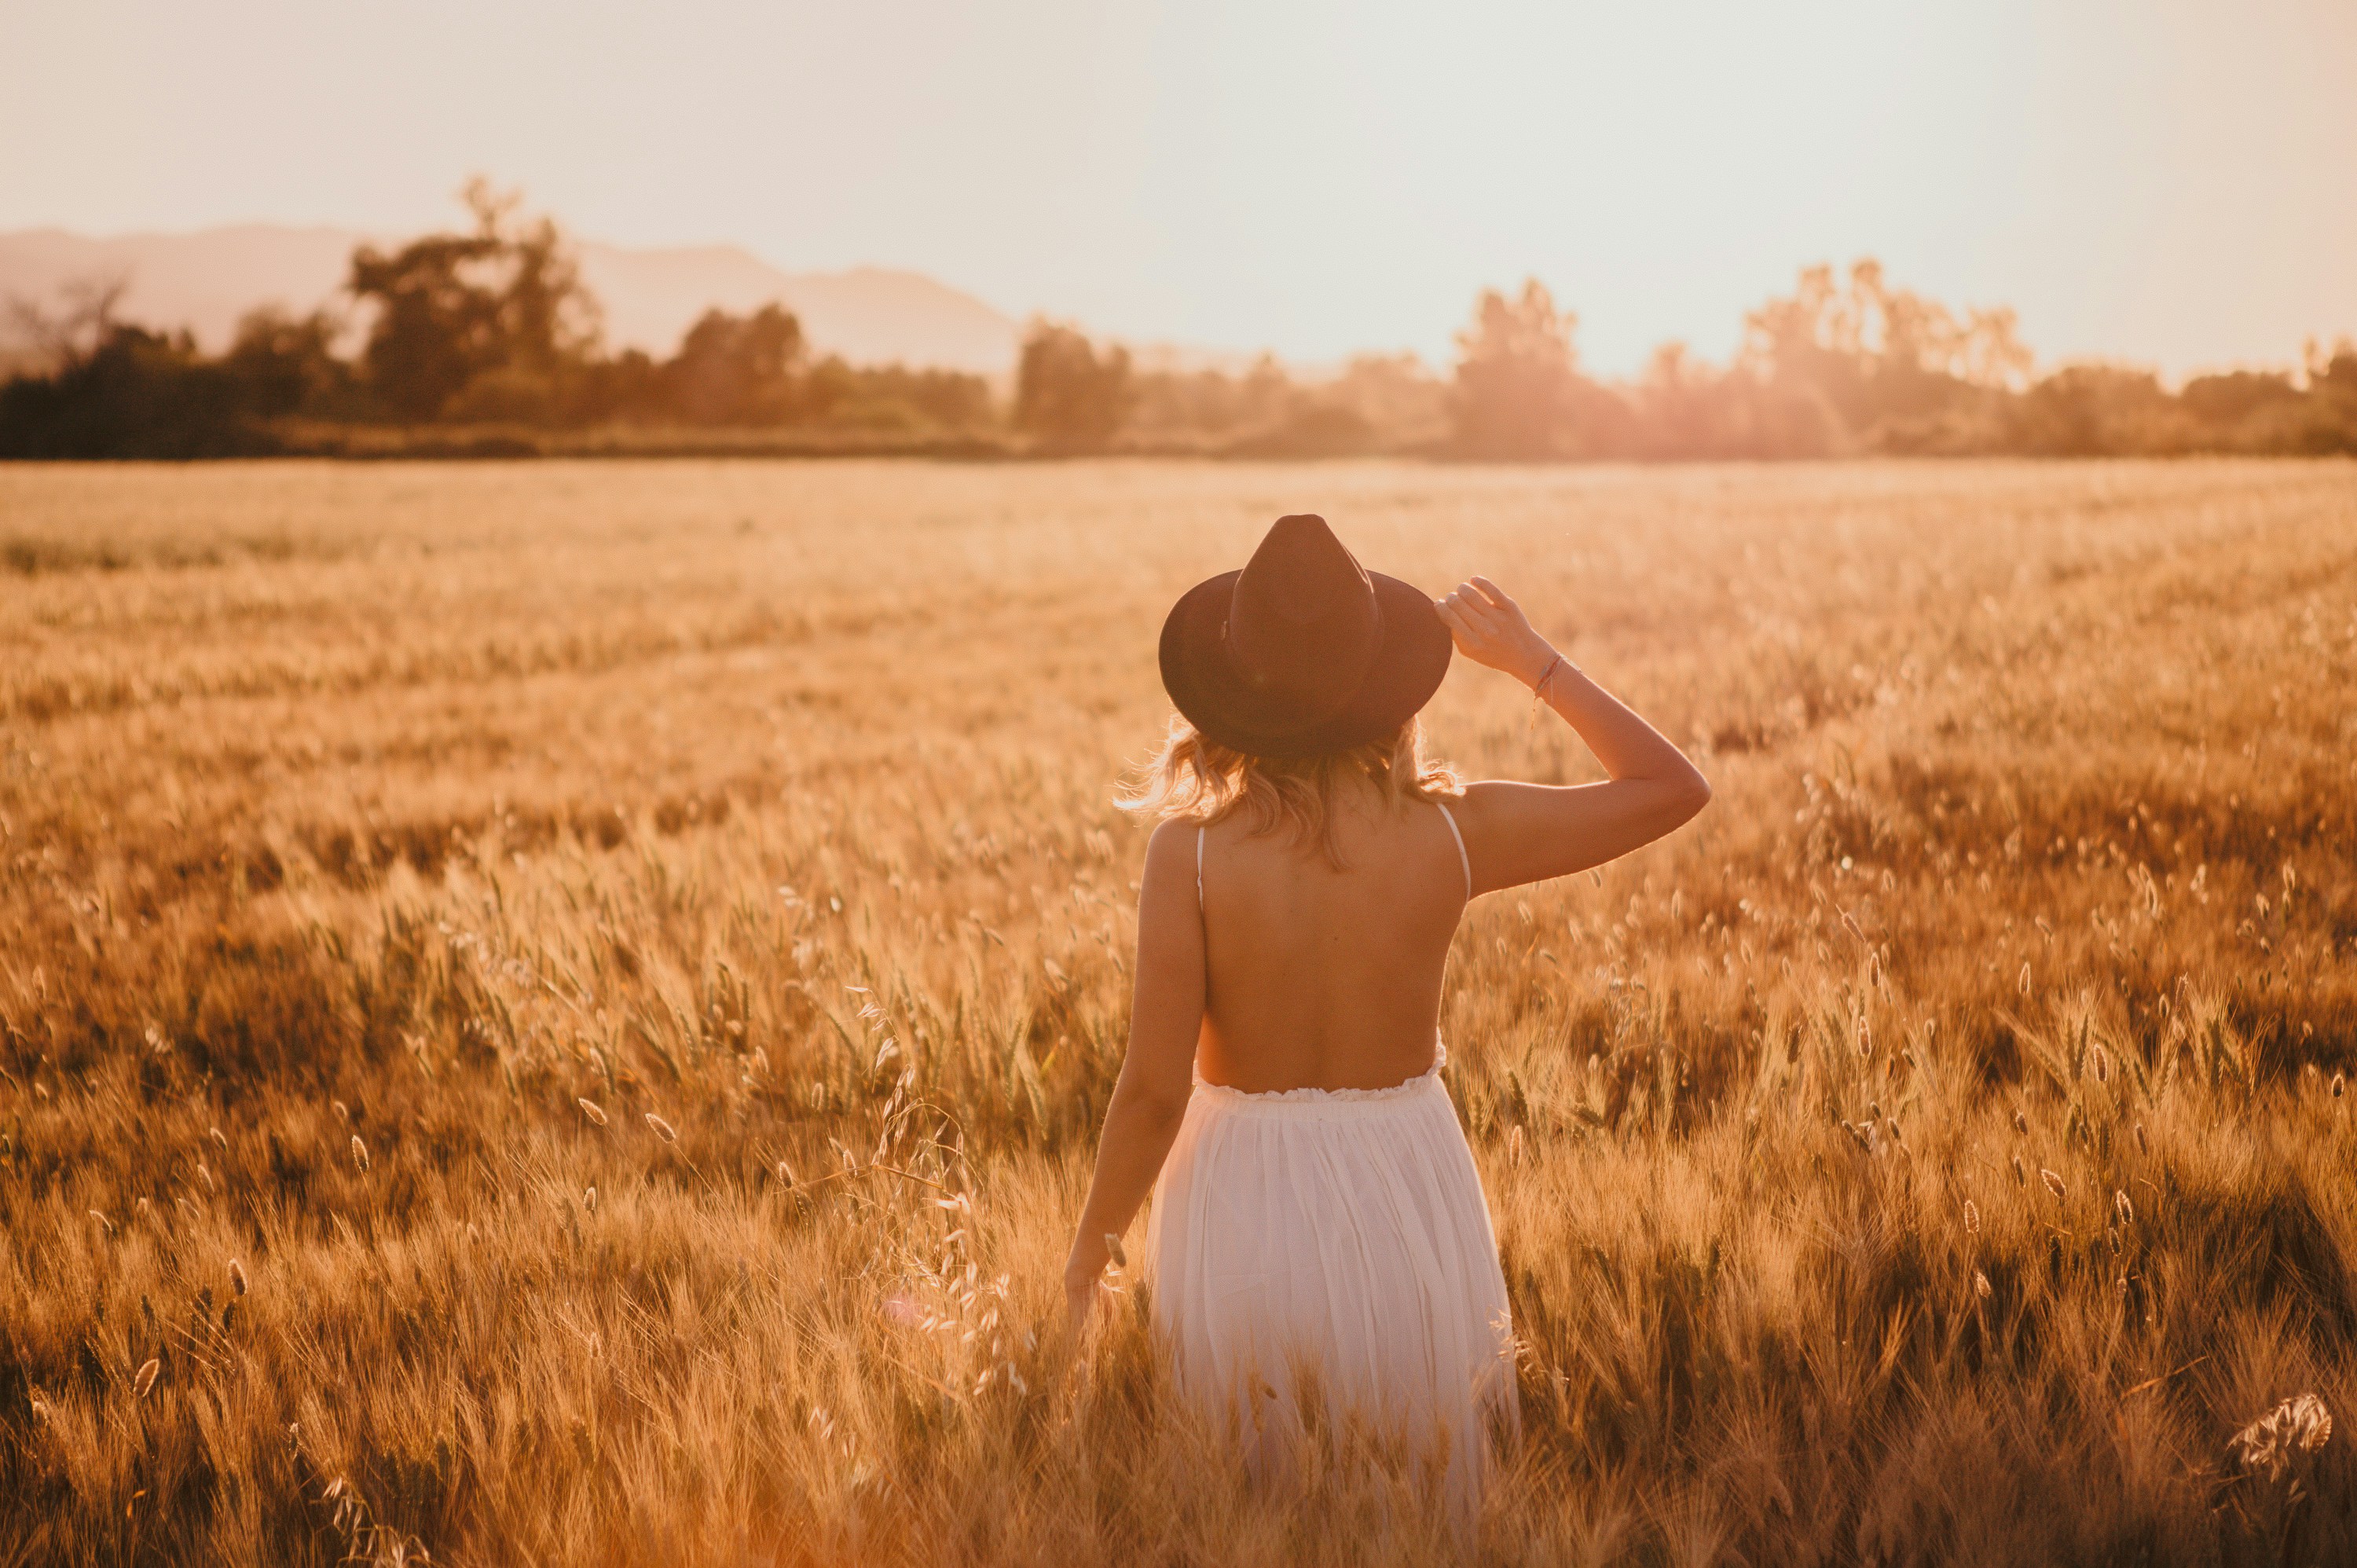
[1468,576,1517,614]
[1434,598,1483,647]
[1439,583,1501,629]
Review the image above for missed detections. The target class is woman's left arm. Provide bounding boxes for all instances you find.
[1063,819,1205,1331]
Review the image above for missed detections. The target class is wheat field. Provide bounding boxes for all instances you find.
[1,457,2352,1566]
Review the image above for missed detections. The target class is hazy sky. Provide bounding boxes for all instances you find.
[4,0,2353,377]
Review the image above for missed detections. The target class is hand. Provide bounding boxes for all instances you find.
[1063,1237,1110,1337]
[1065,1266,1100,1337]
[1435,577,1558,688]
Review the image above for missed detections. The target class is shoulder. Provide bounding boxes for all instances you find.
[1137,818,1204,922]
[1444,779,1512,825]
[1142,817,1200,874]
[1439,780,1549,850]
[1146,815,1199,848]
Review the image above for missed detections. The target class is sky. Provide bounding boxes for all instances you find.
[3,0,2353,379]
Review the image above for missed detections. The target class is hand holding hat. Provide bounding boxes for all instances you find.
[1434,577,1561,690]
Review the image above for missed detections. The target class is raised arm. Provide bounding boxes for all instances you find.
[1434,576,1710,896]
[1062,817,1204,1329]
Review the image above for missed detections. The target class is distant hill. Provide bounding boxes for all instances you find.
[574,244,1021,374]
[0,226,361,355]
[0,225,1023,375]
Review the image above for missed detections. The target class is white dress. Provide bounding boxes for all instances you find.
[1143,804,1519,1521]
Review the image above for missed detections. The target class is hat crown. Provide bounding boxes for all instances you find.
[1156,511,1450,760]
[1224,515,1382,717]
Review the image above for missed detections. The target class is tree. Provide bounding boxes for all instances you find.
[346,180,598,422]
[2179,370,2300,427]
[2305,336,2357,398]
[664,305,805,425]
[803,361,994,432]
[1325,354,1448,449]
[0,324,263,458]
[5,275,130,372]
[222,307,349,418]
[1014,323,1134,450]
[1740,260,2029,440]
[2004,365,2180,456]
[1613,342,1845,460]
[346,232,501,420]
[1450,280,1585,459]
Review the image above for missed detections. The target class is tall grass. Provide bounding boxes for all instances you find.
[1,458,2352,1565]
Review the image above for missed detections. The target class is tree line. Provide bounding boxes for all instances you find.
[4,185,2354,460]
[1025,267,2357,460]
[0,185,992,459]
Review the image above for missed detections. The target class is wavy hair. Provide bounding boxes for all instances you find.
[1117,714,1462,870]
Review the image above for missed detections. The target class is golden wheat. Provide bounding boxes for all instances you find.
[0,457,2352,1565]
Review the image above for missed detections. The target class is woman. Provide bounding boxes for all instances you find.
[1064,514,1710,1515]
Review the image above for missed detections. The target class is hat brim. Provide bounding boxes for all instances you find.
[1159,569,1453,759]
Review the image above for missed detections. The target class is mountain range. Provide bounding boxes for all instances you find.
[0,225,1025,376]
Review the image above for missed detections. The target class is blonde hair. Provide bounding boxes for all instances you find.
[1117,714,1462,870]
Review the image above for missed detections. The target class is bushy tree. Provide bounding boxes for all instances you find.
[662,305,805,425]
[346,180,598,423]
[1325,354,1449,449]
[1625,342,1842,460]
[0,324,264,458]
[222,307,350,418]
[1741,260,2029,438]
[1116,353,1442,456]
[2004,365,2183,456]
[799,360,993,432]
[2304,336,2357,399]
[1014,323,1134,450]
[1450,280,1593,459]
[346,235,501,420]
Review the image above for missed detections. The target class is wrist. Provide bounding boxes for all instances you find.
[1517,643,1569,690]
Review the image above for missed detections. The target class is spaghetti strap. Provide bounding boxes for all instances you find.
[1196,825,1206,911]
[1435,801,1471,899]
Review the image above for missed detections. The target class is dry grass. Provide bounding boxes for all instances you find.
[2,456,2354,1566]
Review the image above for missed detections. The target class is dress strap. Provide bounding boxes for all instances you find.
[1435,800,1471,899]
[1196,825,1206,911]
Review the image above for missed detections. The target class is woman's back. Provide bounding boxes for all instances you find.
[1065,522,1711,1526]
[1193,786,1468,1094]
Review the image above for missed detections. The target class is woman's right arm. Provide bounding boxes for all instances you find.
[1434,576,1711,896]
[1062,818,1204,1329]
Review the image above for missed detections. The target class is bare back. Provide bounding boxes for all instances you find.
[1193,782,1471,1094]
[1070,568,1716,1329]
[1066,569,1712,1324]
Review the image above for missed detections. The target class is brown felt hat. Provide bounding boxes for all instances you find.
[1158,514,1452,758]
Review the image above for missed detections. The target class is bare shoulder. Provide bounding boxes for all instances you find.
[1135,818,1207,935]
[1446,779,1539,826]
[1140,816,1199,882]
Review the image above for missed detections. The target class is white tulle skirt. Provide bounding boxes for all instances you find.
[1144,1046,1519,1520]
